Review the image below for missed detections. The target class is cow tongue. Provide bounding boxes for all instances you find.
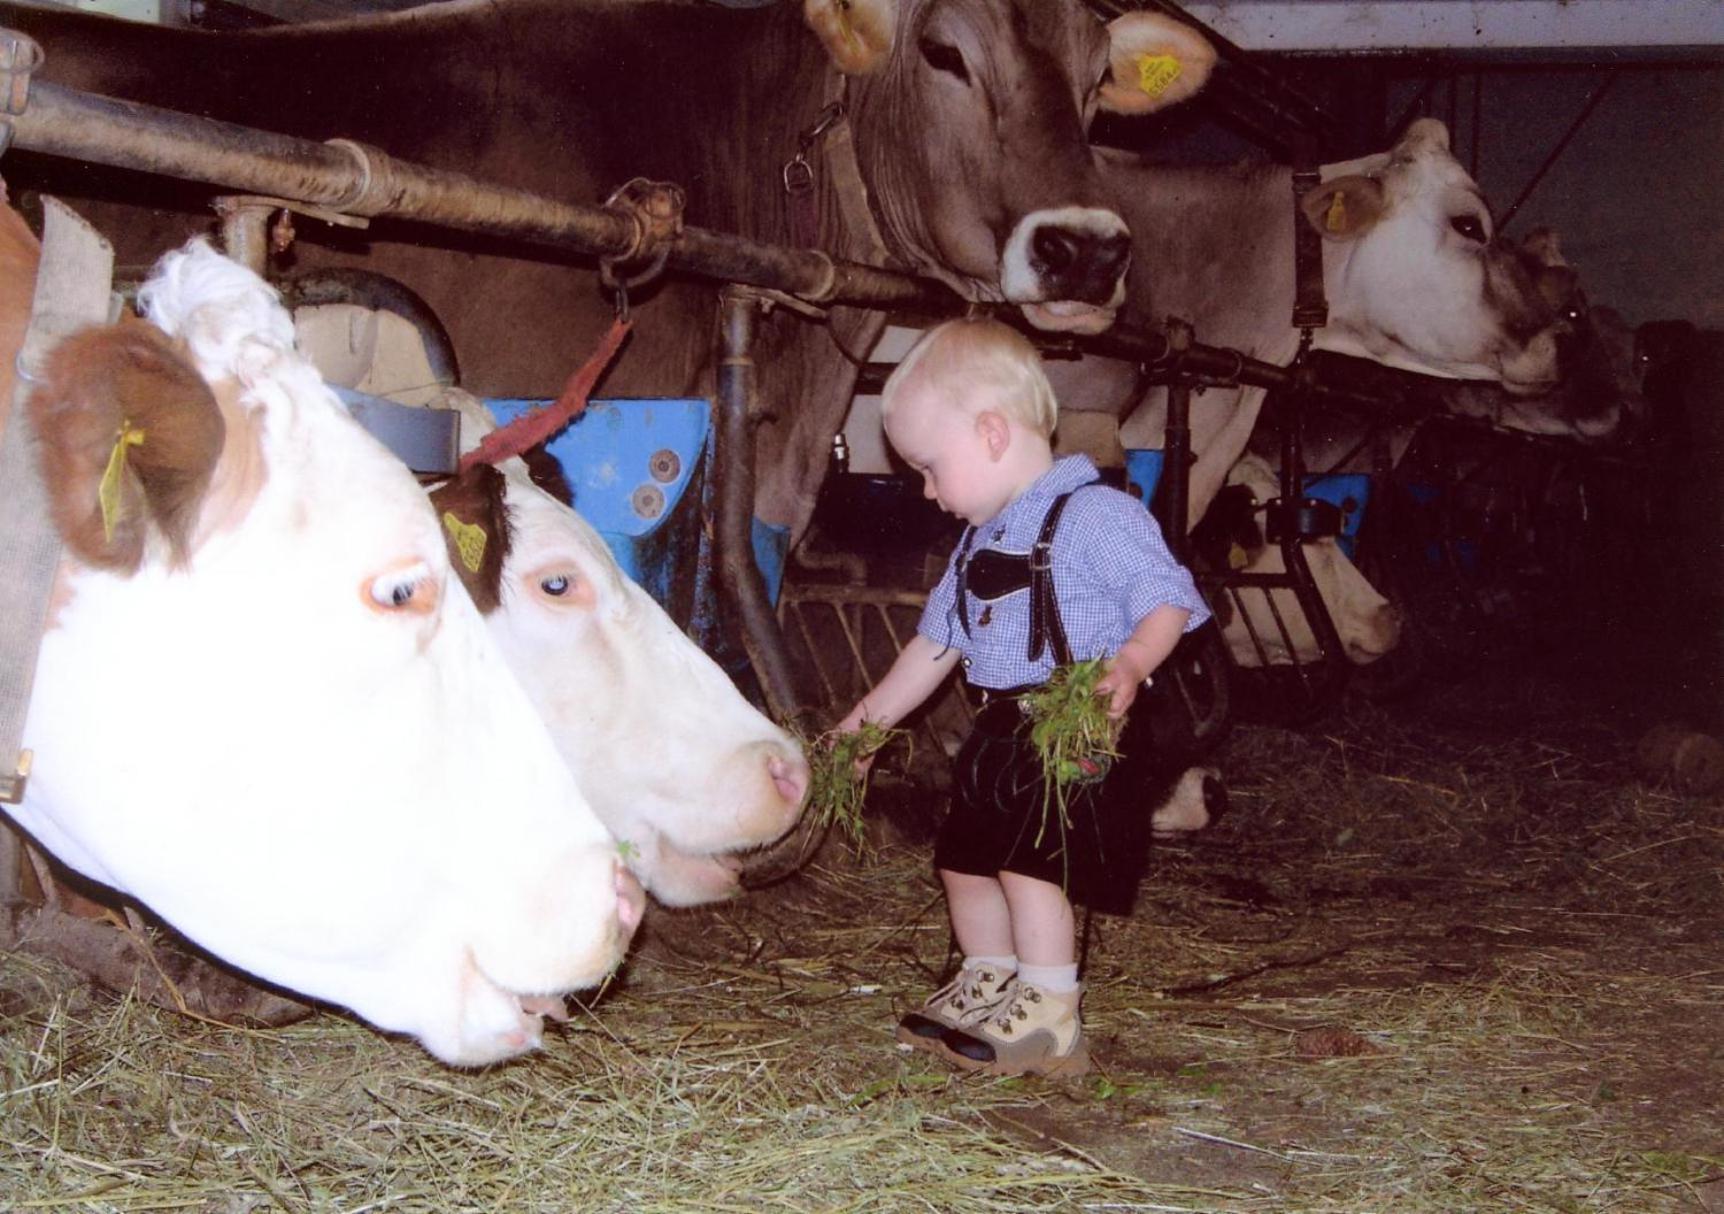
[1020,300,1116,335]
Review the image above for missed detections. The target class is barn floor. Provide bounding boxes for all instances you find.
[2,657,1720,1213]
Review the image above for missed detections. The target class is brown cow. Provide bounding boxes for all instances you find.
[0,0,1214,545]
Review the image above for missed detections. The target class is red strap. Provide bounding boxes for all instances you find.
[459,316,632,471]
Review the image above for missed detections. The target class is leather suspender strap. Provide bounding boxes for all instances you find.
[1026,487,1083,666]
[953,479,1098,662]
[953,523,978,637]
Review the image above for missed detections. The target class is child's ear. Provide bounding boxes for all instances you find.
[977,410,1011,458]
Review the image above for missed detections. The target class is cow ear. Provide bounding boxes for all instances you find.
[1099,12,1215,115]
[1300,176,1387,241]
[428,464,512,615]
[28,322,226,573]
[804,0,895,76]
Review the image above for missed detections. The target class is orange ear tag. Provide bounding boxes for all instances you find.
[98,422,146,544]
[1135,53,1182,99]
[442,511,488,574]
[1325,191,1348,233]
[1227,542,1250,570]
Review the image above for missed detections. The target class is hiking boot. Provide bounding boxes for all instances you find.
[895,964,1015,1053]
[939,980,1088,1077]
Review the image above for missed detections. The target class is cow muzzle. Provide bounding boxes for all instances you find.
[1000,208,1130,335]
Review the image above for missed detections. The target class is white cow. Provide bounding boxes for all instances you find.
[291,304,813,907]
[1195,454,1400,667]
[7,234,641,1067]
[423,391,812,908]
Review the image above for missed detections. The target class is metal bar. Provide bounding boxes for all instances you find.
[1499,71,1619,231]
[5,76,1408,420]
[715,289,800,724]
[2,79,959,315]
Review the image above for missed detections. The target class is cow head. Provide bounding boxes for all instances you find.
[807,0,1214,334]
[16,240,640,1067]
[1441,303,1644,443]
[428,392,812,909]
[1202,455,1401,667]
[1304,119,1584,395]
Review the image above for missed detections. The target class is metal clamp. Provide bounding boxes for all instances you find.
[782,100,845,196]
[599,177,686,313]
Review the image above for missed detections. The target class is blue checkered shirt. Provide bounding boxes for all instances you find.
[917,455,1210,691]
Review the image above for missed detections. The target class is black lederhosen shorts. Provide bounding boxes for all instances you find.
[932,683,1177,915]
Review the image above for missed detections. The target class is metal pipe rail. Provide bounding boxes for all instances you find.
[4,76,1420,423]
[2,79,960,316]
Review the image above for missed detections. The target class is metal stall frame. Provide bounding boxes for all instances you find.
[0,40,1419,732]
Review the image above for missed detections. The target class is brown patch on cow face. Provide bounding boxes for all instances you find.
[518,443,574,507]
[428,464,513,615]
[29,323,225,573]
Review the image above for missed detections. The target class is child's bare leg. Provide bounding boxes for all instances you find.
[943,870,1088,1076]
[939,869,1014,957]
[998,871,1076,967]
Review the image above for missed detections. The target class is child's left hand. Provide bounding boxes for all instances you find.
[1096,647,1153,719]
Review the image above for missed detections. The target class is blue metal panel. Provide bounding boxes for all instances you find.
[1123,449,1165,508]
[484,397,709,590]
[481,396,790,616]
[1125,449,1372,559]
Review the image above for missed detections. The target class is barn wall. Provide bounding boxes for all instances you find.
[1389,65,1724,330]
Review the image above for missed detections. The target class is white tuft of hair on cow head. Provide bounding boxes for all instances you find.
[1098,11,1217,116]
[21,240,638,1069]
[804,0,896,74]
[437,391,812,908]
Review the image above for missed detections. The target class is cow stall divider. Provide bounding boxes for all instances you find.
[0,42,1413,765]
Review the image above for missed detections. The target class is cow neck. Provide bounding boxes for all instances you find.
[817,73,891,269]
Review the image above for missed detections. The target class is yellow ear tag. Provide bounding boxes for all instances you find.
[1325,191,1348,233]
[1135,53,1182,99]
[98,422,146,544]
[442,511,488,574]
[1227,541,1250,570]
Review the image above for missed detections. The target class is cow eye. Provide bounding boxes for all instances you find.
[1450,215,1487,243]
[365,562,438,616]
[540,574,574,597]
[1562,304,1585,324]
[919,38,970,84]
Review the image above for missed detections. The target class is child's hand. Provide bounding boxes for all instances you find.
[1097,644,1155,719]
[832,704,876,776]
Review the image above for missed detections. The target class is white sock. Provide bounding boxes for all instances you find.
[1017,962,1079,993]
[963,954,1017,975]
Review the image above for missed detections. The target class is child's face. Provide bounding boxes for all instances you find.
[885,387,1016,525]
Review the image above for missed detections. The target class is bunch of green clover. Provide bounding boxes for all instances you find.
[806,720,907,847]
[1023,658,1123,839]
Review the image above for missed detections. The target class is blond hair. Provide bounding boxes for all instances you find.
[880,318,1058,438]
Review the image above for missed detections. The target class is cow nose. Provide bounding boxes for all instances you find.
[767,748,810,809]
[1029,225,1131,303]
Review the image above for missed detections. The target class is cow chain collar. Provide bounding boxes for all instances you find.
[782,74,892,270]
[1289,137,1329,362]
